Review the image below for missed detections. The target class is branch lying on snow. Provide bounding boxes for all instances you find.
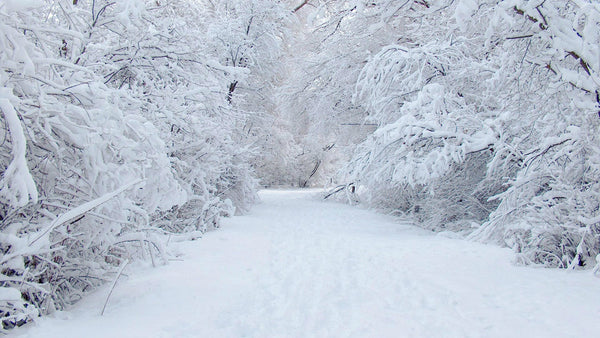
[324,183,354,200]
[28,179,144,246]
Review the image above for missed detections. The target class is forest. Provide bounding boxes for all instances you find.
[1,0,599,331]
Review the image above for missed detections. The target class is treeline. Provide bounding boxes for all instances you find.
[2,0,600,331]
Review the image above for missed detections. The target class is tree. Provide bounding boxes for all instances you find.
[0,0,267,330]
[342,0,600,268]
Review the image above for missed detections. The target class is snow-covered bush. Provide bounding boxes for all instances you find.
[342,0,600,268]
[0,1,181,328]
[82,0,260,217]
[0,0,269,330]
[342,1,505,233]
[468,0,600,268]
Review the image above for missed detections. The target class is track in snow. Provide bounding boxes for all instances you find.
[17,190,600,337]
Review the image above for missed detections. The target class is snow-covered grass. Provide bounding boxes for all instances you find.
[15,190,600,337]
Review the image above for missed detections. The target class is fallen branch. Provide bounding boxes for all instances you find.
[324,183,354,199]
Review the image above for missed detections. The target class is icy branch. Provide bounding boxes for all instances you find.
[29,179,143,246]
[0,93,38,207]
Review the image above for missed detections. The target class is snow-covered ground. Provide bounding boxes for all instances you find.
[16,190,600,337]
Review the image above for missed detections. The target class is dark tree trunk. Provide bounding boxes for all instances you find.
[227,81,238,103]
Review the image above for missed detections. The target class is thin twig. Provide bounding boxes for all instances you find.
[101,258,129,316]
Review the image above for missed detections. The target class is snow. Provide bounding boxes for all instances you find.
[0,90,38,207]
[454,0,478,31]
[15,190,600,338]
[28,179,143,247]
[0,287,22,302]
[0,0,42,13]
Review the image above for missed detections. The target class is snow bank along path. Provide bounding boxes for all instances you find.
[17,190,600,337]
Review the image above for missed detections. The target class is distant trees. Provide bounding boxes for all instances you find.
[199,0,300,188]
[275,0,390,186]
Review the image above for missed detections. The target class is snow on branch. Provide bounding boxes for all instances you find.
[0,91,38,208]
[28,179,143,246]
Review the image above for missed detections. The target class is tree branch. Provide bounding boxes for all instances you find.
[293,0,309,13]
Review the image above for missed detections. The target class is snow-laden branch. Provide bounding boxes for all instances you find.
[0,91,38,207]
[28,179,143,246]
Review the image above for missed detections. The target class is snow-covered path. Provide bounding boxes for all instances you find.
[18,190,600,338]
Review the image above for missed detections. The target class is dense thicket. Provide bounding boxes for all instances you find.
[0,0,291,330]
[294,0,599,269]
[2,0,600,332]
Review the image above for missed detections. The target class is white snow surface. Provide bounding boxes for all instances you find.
[16,190,600,338]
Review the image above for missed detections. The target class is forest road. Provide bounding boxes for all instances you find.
[17,190,600,338]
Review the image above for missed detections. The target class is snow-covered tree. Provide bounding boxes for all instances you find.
[276,0,401,186]
[343,0,600,268]
[0,0,273,330]
[1,0,182,328]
